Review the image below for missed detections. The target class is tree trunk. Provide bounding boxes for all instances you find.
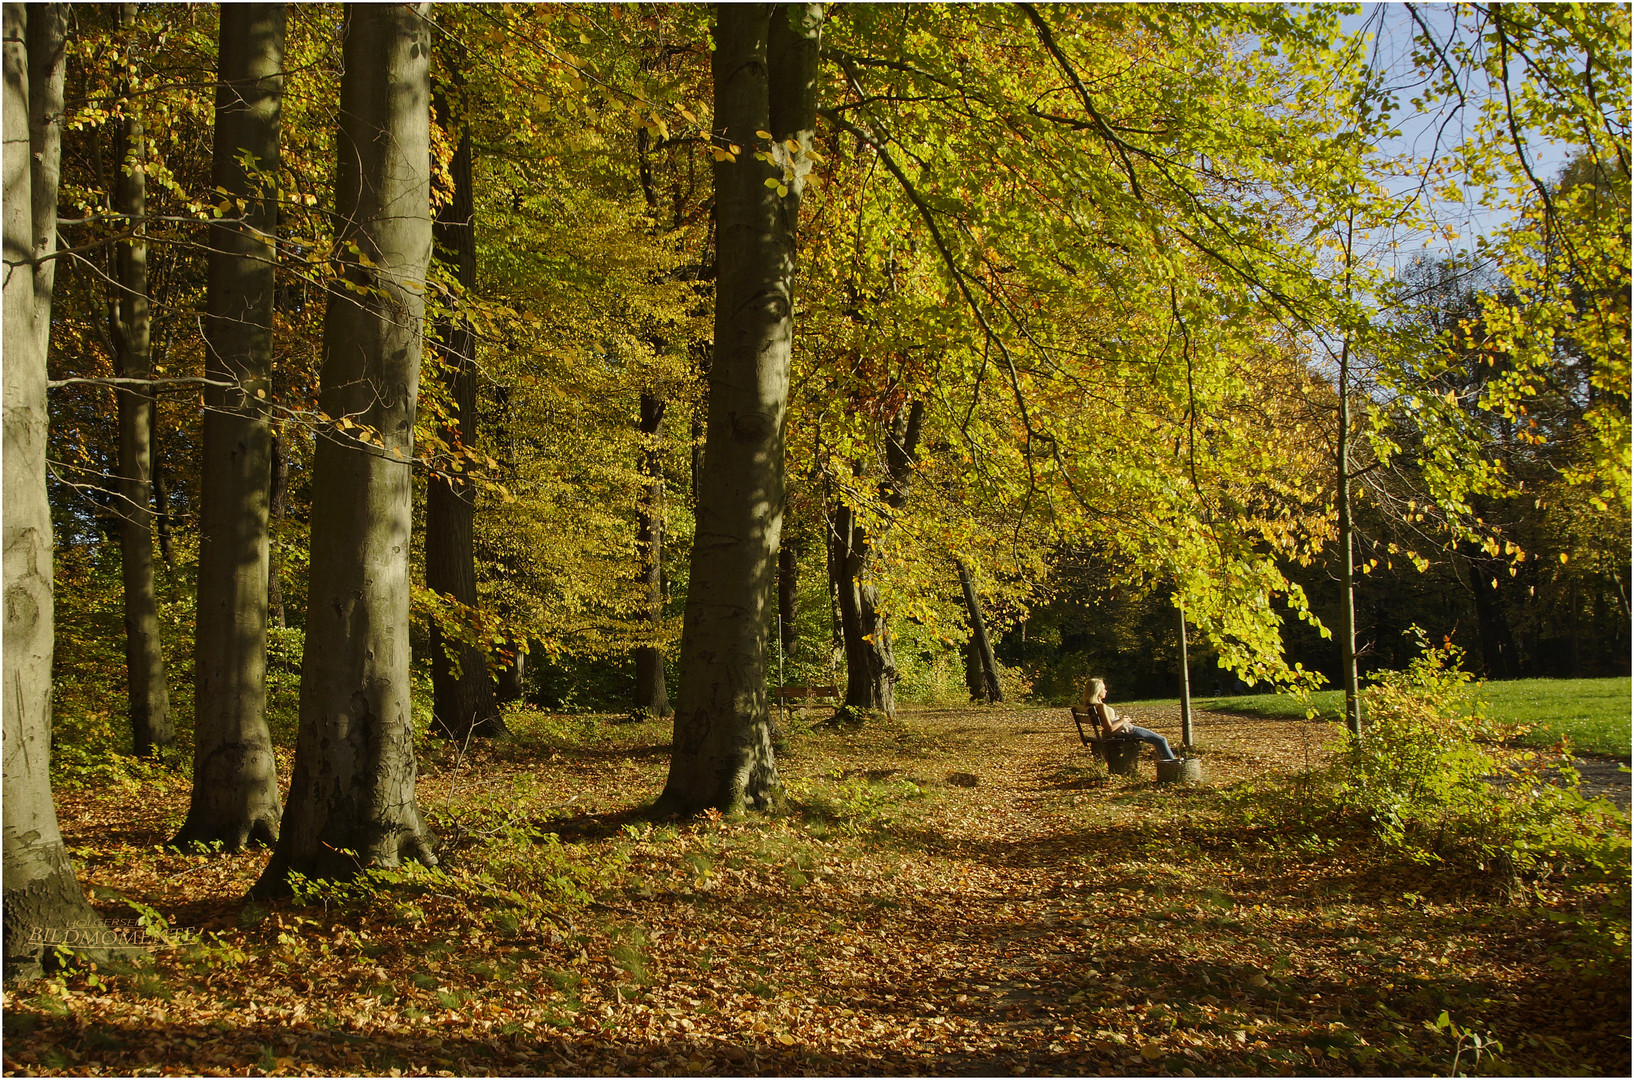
[4,1,110,975]
[633,392,671,716]
[426,54,502,742]
[495,646,526,704]
[1466,549,1516,679]
[778,528,801,660]
[267,425,288,627]
[658,3,821,817]
[1177,596,1193,749]
[110,2,174,758]
[957,558,1001,704]
[254,2,437,894]
[1337,338,1361,736]
[836,400,924,715]
[174,2,285,853]
[149,403,172,566]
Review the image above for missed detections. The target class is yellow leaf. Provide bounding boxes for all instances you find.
[1140,1043,1164,1061]
[678,107,697,123]
[755,129,773,140]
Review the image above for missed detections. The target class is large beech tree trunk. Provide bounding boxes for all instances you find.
[957,558,1001,704]
[426,57,502,741]
[254,3,437,893]
[657,3,821,816]
[633,392,672,716]
[5,2,110,975]
[110,2,173,758]
[835,400,924,716]
[174,3,285,852]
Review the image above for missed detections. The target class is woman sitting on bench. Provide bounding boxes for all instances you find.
[1080,678,1182,762]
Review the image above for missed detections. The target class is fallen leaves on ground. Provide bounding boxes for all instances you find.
[4,704,1627,1076]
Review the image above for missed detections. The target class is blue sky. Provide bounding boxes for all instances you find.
[1339,3,1578,260]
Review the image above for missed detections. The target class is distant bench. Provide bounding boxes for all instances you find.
[773,685,839,712]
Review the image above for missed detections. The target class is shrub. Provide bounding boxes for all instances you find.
[1331,631,1628,918]
[1334,630,1492,852]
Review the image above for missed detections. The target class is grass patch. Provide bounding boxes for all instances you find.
[1196,677,1630,756]
[1480,678,1631,756]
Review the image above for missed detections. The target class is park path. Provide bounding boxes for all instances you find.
[699,703,1337,1075]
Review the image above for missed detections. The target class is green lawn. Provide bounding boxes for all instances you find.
[1190,677,1631,757]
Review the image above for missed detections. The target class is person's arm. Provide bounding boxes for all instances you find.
[1098,703,1130,735]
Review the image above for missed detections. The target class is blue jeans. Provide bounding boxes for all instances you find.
[1113,726,1178,761]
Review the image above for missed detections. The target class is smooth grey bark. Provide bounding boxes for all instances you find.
[1337,337,1361,736]
[109,2,173,758]
[957,558,1001,704]
[633,393,672,717]
[174,3,285,852]
[658,3,821,816]
[426,57,502,741]
[835,400,924,716]
[4,2,109,976]
[254,2,437,893]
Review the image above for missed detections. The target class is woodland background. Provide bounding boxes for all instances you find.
[2,3,1629,1058]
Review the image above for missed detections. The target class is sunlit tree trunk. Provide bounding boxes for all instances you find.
[836,400,923,716]
[426,54,502,741]
[957,558,1001,704]
[109,2,173,758]
[1338,336,1360,737]
[255,2,437,893]
[658,3,821,816]
[4,1,109,975]
[633,392,672,716]
[174,2,285,852]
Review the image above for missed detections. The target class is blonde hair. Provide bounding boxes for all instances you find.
[1079,677,1106,705]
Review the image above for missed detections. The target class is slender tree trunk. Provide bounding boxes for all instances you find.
[836,400,923,715]
[149,403,173,566]
[426,55,502,741]
[1337,337,1361,737]
[778,528,801,659]
[174,2,285,852]
[255,2,437,893]
[1465,548,1516,678]
[633,393,671,716]
[109,3,173,758]
[957,558,1001,704]
[825,484,843,654]
[5,2,110,975]
[658,3,821,816]
[631,126,672,719]
[266,425,288,627]
[1177,596,1193,749]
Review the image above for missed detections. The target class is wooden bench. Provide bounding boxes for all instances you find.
[773,685,839,715]
[1070,703,1141,776]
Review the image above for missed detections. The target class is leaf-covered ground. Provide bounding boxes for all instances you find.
[4,704,1628,1076]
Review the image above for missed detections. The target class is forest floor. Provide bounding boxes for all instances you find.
[4,703,1629,1077]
